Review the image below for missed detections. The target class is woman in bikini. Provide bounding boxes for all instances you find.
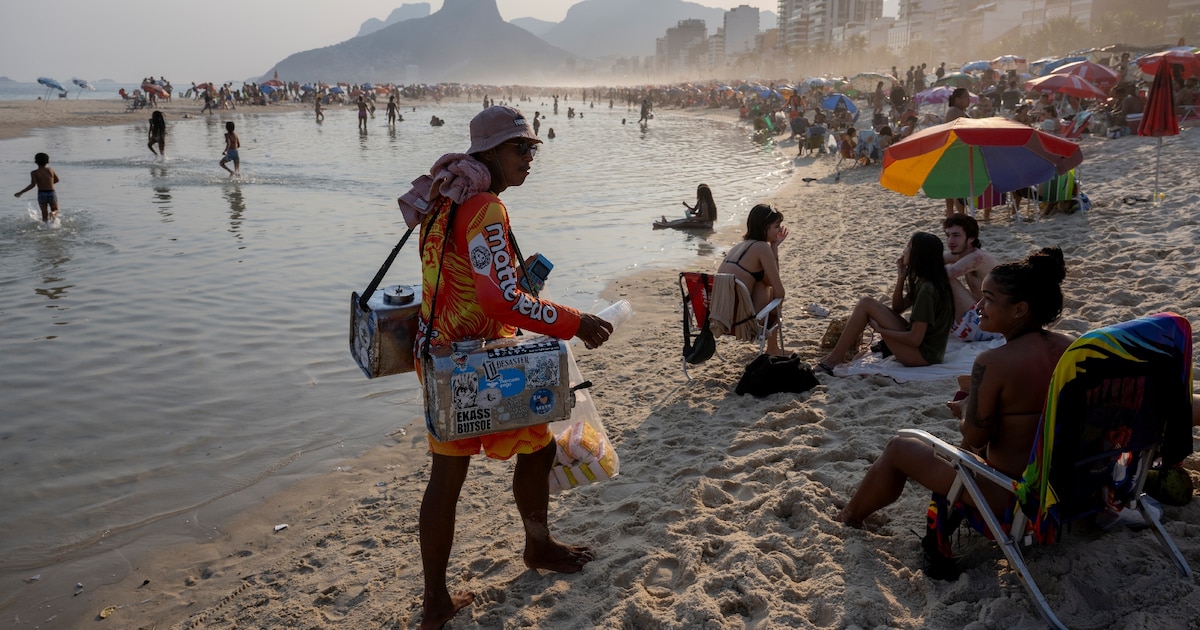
[716,204,788,355]
[836,248,1072,568]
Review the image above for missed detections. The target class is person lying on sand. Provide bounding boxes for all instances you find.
[836,248,1072,576]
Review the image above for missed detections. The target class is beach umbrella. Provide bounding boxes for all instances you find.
[821,93,858,113]
[1136,48,1200,80]
[933,72,976,89]
[141,81,167,98]
[805,77,832,90]
[880,116,1083,201]
[259,84,276,94]
[1039,56,1088,76]
[328,86,344,94]
[37,76,66,92]
[912,85,977,106]
[847,72,896,92]
[71,77,95,99]
[263,78,285,87]
[1023,74,1107,100]
[960,60,993,73]
[37,76,67,101]
[991,55,1028,71]
[1048,60,1120,91]
[1137,61,1179,205]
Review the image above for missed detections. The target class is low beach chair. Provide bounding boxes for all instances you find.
[678,271,782,379]
[902,312,1193,630]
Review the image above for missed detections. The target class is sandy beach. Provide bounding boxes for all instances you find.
[8,102,1200,629]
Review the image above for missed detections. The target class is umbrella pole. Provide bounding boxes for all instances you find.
[968,148,976,218]
[1154,137,1162,205]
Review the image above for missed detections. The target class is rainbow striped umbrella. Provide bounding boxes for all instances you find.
[880,117,1083,199]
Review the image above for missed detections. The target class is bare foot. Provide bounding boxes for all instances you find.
[836,508,863,528]
[420,590,474,630]
[524,538,594,573]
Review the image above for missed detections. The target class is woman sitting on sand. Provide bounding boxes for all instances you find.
[716,204,788,355]
[818,232,953,374]
[836,248,1072,573]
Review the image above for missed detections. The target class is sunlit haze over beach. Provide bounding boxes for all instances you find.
[0,0,892,84]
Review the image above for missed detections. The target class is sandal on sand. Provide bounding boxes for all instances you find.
[817,362,836,376]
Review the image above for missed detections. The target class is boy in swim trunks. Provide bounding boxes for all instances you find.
[14,152,60,222]
[219,121,240,177]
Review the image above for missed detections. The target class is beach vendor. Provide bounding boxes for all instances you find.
[836,248,1071,577]
[411,105,613,630]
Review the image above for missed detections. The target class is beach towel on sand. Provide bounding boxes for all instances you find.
[833,336,1005,382]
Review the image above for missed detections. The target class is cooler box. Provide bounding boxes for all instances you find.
[423,335,574,442]
[350,285,422,378]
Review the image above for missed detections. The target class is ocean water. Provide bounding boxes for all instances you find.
[0,81,142,102]
[0,98,793,600]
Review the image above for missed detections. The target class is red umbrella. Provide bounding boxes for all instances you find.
[1049,60,1120,91]
[1023,74,1107,100]
[1136,49,1200,80]
[1137,61,1179,204]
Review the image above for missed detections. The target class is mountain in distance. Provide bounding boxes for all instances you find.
[511,16,557,37]
[356,3,431,38]
[542,0,766,59]
[263,0,574,84]
[0,76,15,83]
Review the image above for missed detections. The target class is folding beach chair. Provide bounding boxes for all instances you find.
[901,312,1193,630]
[678,271,782,379]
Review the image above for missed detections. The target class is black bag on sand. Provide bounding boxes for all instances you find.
[735,353,819,397]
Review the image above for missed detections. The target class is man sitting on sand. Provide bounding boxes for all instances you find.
[942,215,998,340]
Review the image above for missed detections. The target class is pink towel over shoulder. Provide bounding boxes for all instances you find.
[397,153,492,228]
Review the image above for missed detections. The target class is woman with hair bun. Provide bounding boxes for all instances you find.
[837,247,1073,573]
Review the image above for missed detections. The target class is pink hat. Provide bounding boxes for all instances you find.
[467,106,540,154]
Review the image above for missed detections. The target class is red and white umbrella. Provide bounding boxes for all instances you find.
[1136,49,1200,80]
[991,55,1027,71]
[1049,60,1121,91]
[1023,74,1107,100]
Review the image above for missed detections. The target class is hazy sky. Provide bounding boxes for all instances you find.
[0,0,897,84]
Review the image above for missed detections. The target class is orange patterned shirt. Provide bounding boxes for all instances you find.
[415,193,581,354]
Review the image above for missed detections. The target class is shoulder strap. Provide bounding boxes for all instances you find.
[419,200,460,358]
[357,225,417,311]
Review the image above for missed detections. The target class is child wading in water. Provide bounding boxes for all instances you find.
[14,152,61,222]
[219,121,241,177]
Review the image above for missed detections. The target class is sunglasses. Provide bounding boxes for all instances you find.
[503,140,538,158]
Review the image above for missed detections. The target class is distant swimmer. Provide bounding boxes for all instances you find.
[547,128,556,139]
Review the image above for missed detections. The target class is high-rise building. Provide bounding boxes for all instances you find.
[725,5,761,55]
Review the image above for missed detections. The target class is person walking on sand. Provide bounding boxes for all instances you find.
[147,110,167,157]
[411,105,613,630]
[14,152,60,223]
[218,121,240,177]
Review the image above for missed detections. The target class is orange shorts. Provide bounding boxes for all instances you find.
[427,424,553,460]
